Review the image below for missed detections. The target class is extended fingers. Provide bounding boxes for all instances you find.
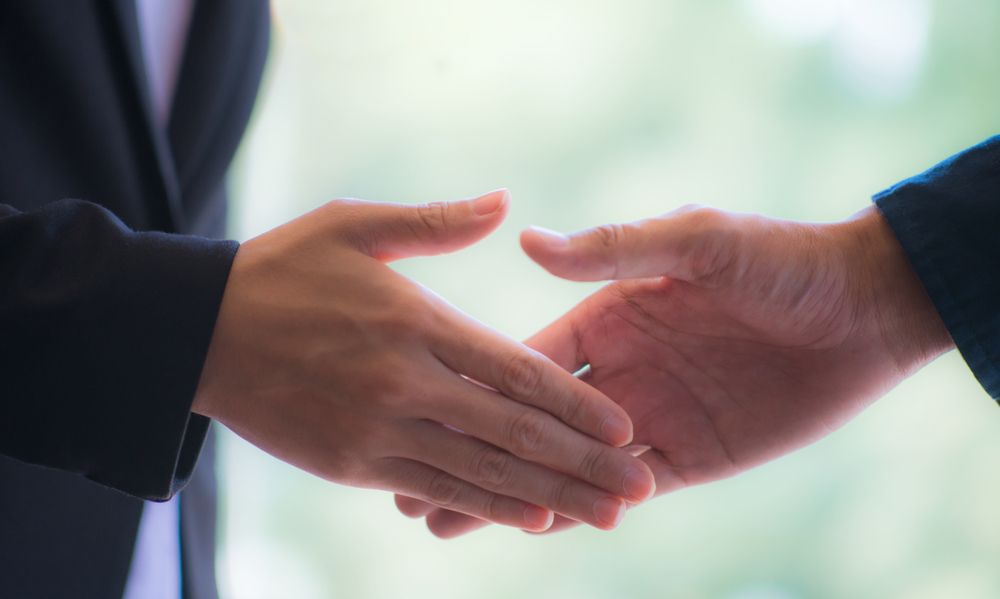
[372,457,554,532]
[391,310,588,539]
[404,420,630,530]
[419,372,655,505]
[415,508,582,539]
[433,316,633,448]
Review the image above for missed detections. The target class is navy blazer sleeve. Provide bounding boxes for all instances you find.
[0,198,237,500]
[875,135,1000,400]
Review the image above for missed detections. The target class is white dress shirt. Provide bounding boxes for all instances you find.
[121,1,197,598]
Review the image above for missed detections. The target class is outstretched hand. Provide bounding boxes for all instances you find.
[398,204,953,537]
[193,190,655,533]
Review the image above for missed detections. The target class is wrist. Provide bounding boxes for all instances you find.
[838,205,954,376]
[191,320,226,421]
[191,244,248,422]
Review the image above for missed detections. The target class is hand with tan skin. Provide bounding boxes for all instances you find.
[397,204,954,537]
[191,190,657,533]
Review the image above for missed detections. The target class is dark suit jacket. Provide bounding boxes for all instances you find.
[0,1,269,597]
[875,135,1000,401]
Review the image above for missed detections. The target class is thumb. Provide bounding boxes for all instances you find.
[336,189,511,262]
[519,205,728,282]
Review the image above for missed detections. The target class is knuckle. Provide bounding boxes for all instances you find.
[425,471,463,508]
[506,411,547,457]
[590,223,627,278]
[345,422,392,461]
[559,392,589,429]
[499,352,545,400]
[381,292,431,339]
[686,206,727,231]
[414,202,452,238]
[673,202,707,216]
[405,288,444,334]
[480,493,504,522]
[680,207,737,282]
[377,311,416,343]
[373,370,411,410]
[579,445,612,482]
[468,446,517,488]
[360,350,412,394]
[319,197,351,217]
[548,475,577,511]
[591,223,623,251]
[373,357,407,388]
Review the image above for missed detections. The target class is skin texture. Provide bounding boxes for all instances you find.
[397,204,954,538]
[192,190,656,533]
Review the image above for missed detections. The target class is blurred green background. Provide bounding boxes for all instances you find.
[218,0,1000,597]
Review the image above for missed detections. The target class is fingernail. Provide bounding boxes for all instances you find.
[623,469,655,503]
[600,414,633,446]
[523,504,553,530]
[593,496,626,528]
[526,226,569,249]
[623,444,651,457]
[470,189,509,216]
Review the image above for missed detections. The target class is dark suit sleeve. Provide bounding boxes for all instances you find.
[0,198,237,500]
[874,135,1000,400]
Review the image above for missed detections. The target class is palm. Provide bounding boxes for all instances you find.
[530,208,935,498]
[561,266,896,495]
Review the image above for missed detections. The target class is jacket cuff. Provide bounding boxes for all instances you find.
[84,230,238,500]
[0,200,237,500]
[873,135,1000,400]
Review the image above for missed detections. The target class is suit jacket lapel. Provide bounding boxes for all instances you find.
[104,0,188,233]
[168,0,271,237]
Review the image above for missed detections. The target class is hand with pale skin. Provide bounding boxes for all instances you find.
[191,190,656,533]
[396,203,954,537]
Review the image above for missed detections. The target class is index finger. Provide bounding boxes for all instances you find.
[430,313,634,448]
